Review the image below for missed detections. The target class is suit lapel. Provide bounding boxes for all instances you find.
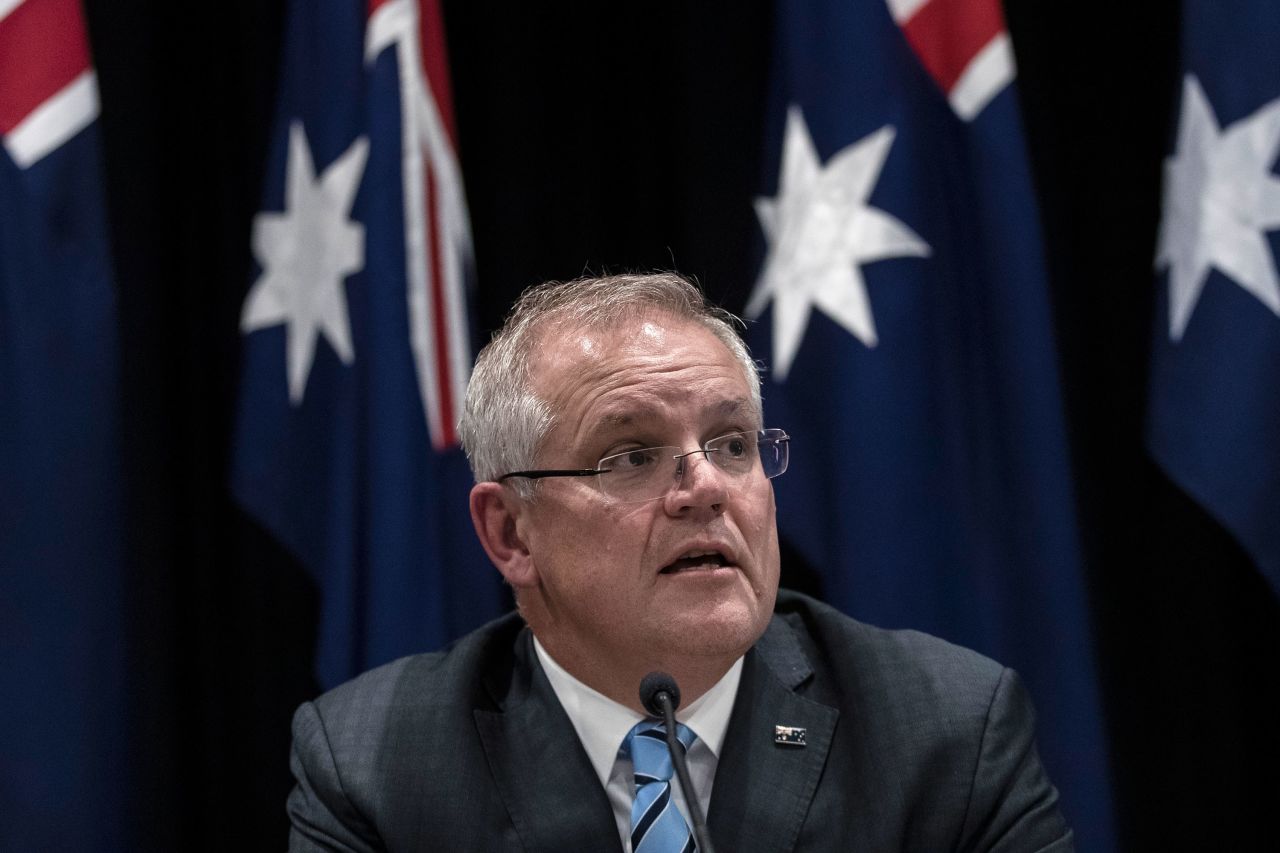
[707,615,839,852]
[474,630,622,853]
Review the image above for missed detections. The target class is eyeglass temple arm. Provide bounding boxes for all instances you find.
[496,469,603,482]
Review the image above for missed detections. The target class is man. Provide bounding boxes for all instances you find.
[287,273,1073,851]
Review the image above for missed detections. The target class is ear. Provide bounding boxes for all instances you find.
[470,482,539,588]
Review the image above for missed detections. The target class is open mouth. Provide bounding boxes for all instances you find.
[660,550,731,574]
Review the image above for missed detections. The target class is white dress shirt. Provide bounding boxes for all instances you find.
[533,638,743,852]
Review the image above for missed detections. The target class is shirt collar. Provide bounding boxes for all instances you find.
[533,636,744,788]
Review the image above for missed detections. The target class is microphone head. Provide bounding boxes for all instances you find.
[639,671,681,717]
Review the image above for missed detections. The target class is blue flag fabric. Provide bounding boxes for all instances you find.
[746,1,1115,848]
[0,2,127,846]
[231,0,501,690]
[1148,0,1280,596]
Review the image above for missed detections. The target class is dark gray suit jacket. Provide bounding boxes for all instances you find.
[287,590,1073,851]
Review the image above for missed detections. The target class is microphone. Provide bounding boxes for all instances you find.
[638,672,717,853]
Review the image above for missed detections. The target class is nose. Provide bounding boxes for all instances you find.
[663,450,728,516]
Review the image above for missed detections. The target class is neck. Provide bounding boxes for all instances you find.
[533,632,738,715]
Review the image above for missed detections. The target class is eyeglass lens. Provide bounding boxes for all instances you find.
[595,430,789,502]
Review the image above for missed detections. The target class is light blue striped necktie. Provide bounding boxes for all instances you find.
[621,719,699,853]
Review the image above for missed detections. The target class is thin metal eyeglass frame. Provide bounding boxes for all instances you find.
[495,429,790,501]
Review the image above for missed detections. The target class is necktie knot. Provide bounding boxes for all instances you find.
[622,719,698,782]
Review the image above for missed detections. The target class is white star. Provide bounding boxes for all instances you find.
[242,121,370,402]
[1156,75,1280,341]
[747,105,930,379]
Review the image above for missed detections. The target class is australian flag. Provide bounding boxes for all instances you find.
[747,0,1115,847]
[232,0,501,690]
[1148,0,1280,597]
[0,0,128,848]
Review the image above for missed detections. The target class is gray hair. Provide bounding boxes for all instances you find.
[458,272,762,494]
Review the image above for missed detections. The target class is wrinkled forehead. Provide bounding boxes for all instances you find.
[525,309,745,396]
[527,308,732,379]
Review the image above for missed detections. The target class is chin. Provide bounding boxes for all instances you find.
[665,599,771,660]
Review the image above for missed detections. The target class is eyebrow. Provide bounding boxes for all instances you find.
[593,397,755,430]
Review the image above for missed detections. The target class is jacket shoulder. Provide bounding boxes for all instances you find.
[770,588,1006,710]
[309,610,526,721]
[290,612,527,827]
[762,590,1072,850]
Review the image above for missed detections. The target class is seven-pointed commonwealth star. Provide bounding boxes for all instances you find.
[747,105,930,379]
[242,121,370,402]
[1157,75,1280,341]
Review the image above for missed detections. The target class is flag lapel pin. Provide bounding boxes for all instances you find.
[774,725,807,746]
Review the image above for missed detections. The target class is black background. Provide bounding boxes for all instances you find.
[80,1,1279,849]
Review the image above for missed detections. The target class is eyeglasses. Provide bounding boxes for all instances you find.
[496,429,790,504]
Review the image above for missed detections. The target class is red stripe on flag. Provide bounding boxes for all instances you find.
[417,0,457,147]
[0,0,92,134]
[899,0,1004,94]
[426,164,456,446]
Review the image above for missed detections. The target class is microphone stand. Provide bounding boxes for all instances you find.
[653,689,717,853]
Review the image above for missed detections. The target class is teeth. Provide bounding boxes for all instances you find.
[661,549,729,575]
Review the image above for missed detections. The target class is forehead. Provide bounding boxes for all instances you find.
[528,312,756,434]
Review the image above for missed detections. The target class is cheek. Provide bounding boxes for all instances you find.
[744,489,781,578]
[744,484,777,536]
[536,500,648,581]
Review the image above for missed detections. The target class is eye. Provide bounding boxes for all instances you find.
[721,435,749,458]
[607,447,661,471]
[626,449,653,468]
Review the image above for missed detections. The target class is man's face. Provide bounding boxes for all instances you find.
[516,311,780,685]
